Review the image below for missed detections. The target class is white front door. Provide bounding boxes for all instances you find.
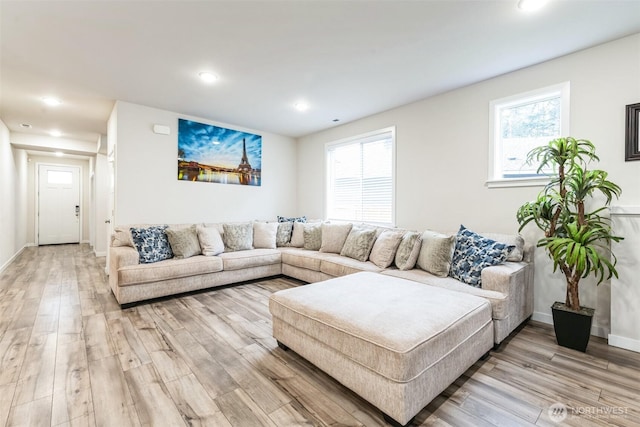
[38,164,81,245]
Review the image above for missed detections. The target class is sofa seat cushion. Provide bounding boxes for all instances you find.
[218,249,281,271]
[319,253,383,277]
[381,268,509,319]
[118,255,223,287]
[279,247,326,271]
[269,272,492,382]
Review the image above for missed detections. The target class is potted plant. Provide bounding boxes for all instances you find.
[516,137,622,352]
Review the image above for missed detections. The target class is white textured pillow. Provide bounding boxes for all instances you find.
[253,222,278,249]
[394,231,422,270]
[166,225,201,259]
[369,229,405,268]
[303,223,323,250]
[340,227,377,262]
[197,226,224,256]
[319,223,352,253]
[276,222,294,247]
[222,222,253,252]
[416,230,456,277]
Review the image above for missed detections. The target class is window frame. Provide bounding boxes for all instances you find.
[324,126,396,226]
[487,81,570,188]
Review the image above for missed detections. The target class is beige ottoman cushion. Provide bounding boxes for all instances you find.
[269,271,494,425]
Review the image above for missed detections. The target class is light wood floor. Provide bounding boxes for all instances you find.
[0,244,639,427]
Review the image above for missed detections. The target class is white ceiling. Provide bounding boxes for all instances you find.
[1,0,640,147]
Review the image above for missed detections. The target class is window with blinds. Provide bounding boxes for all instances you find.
[325,127,395,225]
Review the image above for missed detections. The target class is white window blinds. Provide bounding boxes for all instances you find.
[326,127,395,225]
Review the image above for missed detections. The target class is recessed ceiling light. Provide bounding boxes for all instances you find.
[50,130,62,137]
[20,123,32,128]
[55,151,64,157]
[198,72,219,83]
[41,96,62,107]
[294,102,309,112]
[518,0,549,11]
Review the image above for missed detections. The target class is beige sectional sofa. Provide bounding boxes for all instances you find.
[108,221,533,344]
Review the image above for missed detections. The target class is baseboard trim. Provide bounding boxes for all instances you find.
[94,250,106,257]
[608,334,640,353]
[532,310,607,338]
[531,311,553,325]
[0,245,27,274]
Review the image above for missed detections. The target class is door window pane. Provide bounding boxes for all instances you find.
[47,170,72,184]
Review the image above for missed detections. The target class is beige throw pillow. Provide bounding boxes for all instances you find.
[253,222,278,249]
[340,227,377,262]
[416,230,456,277]
[319,223,352,253]
[303,223,323,250]
[197,226,224,256]
[289,222,305,247]
[166,225,201,259]
[394,231,422,270]
[369,229,405,268]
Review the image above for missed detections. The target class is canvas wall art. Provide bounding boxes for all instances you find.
[177,119,262,186]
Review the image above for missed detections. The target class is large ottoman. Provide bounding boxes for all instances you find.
[269,272,494,426]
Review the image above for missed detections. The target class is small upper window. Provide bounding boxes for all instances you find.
[47,170,72,185]
[488,82,570,187]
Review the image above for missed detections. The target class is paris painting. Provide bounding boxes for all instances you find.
[177,119,262,186]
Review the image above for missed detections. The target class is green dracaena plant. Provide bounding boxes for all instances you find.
[516,137,623,311]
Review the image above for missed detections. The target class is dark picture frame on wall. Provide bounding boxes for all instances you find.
[625,102,640,161]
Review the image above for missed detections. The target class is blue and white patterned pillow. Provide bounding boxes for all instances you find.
[449,225,514,287]
[277,215,306,223]
[130,225,174,264]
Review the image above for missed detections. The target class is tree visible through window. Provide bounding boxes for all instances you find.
[489,82,570,185]
[326,127,395,225]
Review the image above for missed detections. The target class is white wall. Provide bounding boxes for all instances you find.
[110,101,297,225]
[11,132,98,156]
[0,119,28,272]
[26,156,91,244]
[93,152,109,256]
[297,34,640,337]
[609,207,640,352]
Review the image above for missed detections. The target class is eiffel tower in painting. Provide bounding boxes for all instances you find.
[237,138,252,172]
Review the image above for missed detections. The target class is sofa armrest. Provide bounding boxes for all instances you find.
[480,261,529,296]
[110,246,140,271]
[109,246,139,294]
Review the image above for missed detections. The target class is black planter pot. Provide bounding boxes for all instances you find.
[551,301,595,352]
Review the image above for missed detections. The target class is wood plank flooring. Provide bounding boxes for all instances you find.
[0,244,639,426]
